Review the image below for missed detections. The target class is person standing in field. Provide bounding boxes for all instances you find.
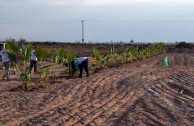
[0,49,10,80]
[71,57,89,78]
[28,49,38,74]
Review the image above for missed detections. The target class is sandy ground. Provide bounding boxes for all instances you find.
[0,53,194,126]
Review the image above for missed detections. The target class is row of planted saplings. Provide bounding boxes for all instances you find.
[5,39,78,90]
[92,43,166,69]
[5,39,166,90]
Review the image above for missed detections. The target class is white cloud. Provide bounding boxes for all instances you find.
[0,0,194,7]
[84,0,130,5]
[0,0,78,6]
[84,0,194,6]
[40,0,79,6]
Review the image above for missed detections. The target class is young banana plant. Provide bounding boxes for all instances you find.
[92,48,101,69]
[20,71,31,90]
[66,50,76,75]
[20,44,32,70]
[5,39,20,72]
[35,47,50,61]
[56,48,65,65]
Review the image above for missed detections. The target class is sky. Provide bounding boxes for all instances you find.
[0,0,194,43]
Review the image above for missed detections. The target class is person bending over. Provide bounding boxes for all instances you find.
[71,57,89,78]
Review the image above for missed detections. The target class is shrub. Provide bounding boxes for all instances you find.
[20,71,31,90]
[66,50,76,75]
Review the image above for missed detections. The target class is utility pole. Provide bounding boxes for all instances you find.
[81,20,84,43]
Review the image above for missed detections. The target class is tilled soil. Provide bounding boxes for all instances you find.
[1,53,194,126]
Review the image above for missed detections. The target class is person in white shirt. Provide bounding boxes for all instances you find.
[28,49,38,74]
[0,49,10,80]
[71,57,89,78]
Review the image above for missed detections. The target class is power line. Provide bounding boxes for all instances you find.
[1,20,194,24]
[0,20,79,24]
[85,20,194,23]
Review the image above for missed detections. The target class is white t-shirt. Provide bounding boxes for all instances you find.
[0,49,9,62]
[74,57,87,64]
[30,50,38,61]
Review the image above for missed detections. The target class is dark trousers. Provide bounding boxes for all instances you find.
[2,61,9,79]
[78,59,89,77]
[29,60,37,74]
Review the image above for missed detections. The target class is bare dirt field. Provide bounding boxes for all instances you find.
[1,53,194,126]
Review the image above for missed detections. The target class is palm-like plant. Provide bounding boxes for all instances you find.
[35,47,50,61]
[50,49,58,63]
[92,48,100,61]
[42,67,51,82]
[20,44,32,69]
[139,50,146,60]
[66,50,76,75]
[5,39,20,71]
[20,71,31,90]
[127,53,133,63]
[39,66,51,88]
[5,39,19,54]
[92,48,101,69]
[56,48,65,65]
[100,54,113,68]
[120,52,128,63]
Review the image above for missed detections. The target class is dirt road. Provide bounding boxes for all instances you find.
[0,53,194,126]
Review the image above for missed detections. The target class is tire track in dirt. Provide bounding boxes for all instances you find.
[2,53,194,126]
[19,70,146,125]
[17,72,121,125]
[1,79,82,126]
[22,56,161,125]
[0,53,168,125]
[99,54,194,126]
[86,77,157,126]
[19,55,164,126]
[69,74,146,125]
[98,76,164,126]
[1,71,112,125]
[110,78,193,126]
[118,65,194,126]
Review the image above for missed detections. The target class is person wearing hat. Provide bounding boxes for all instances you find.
[0,49,10,80]
[28,49,38,74]
[71,57,89,78]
